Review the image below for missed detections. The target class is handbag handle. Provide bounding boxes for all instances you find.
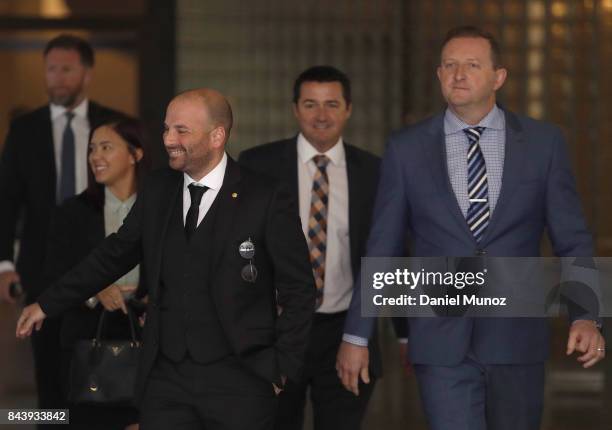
[93,307,139,346]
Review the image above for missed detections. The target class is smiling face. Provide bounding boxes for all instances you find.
[293,81,352,153]
[44,48,91,108]
[437,36,506,121]
[88,125,141,188]
[163,96,222,180]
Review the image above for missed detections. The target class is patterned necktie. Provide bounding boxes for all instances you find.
[59,111,75,203]
[185,183,208,240]
[307,154,330,308]
[464,126,489,243]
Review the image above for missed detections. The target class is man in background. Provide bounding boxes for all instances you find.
[0,34,121,415]
[240,66,380,430]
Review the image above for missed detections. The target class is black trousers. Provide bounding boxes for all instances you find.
[141,354,278,430]
[275,312,375,430]
[30,316,66,430]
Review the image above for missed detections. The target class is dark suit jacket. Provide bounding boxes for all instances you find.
[344,107,595,366]
[37,158,316,401]
[238,137,384,376]
[43,192,144,348]
[0,102,121,300]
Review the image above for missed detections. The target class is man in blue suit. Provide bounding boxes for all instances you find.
[336,26,605,430]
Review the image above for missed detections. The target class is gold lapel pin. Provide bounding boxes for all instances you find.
[232,192,238,198]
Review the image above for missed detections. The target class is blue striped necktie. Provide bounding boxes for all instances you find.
[59,111,75,203]
[464,126,489,243]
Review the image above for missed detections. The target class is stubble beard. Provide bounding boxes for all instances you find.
[49,90,80,108]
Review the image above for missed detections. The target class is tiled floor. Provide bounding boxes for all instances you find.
[1,302,609,429]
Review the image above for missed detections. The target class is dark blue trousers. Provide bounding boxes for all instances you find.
[414,354,544,430]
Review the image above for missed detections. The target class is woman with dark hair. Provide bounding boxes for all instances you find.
[44,117,151,430]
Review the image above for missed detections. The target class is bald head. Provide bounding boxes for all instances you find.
[163,88,233,180]
[173,88,233,139]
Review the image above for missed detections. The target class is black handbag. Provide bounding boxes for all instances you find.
[68,308,141,405]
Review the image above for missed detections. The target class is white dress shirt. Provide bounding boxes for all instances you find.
[50,98,91,197]
[104,188,139,293]
[86,188,140,307]
[297,134,353,314]
[183,152,227,226]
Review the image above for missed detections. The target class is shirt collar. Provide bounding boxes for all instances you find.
[104,187,137,213]
[296,133,346,167]
[443,104,505,136]
[183,152,228,191]
[50,98,89,121]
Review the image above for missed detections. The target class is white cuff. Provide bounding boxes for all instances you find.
[0,261,16,274]
[342,334,368,347]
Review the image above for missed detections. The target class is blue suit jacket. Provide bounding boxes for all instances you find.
[344,107,594,366]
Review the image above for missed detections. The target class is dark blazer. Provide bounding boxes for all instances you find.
[0,102,122,300]
[43,192,143,348]
[37,158,316,401]
[344,107,594,366]
[238,137,383,375]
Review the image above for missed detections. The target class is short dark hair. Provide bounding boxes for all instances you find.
[293,65,352,105]
[85,117,152,209]
[441,26,502,68]
[44,34,95,67]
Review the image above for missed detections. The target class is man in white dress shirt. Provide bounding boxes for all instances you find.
[0,34,120,416]
[239,66,381,430]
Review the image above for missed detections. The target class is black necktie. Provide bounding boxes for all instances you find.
[185,183,208,240]
[59,111,75,203]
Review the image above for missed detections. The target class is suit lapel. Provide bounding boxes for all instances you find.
[423,114,475,242]
[87,101,108,127]
[345,144,364,273]
[150,171,183,294]
[210,158,242,273]
[37,106,57,200]
[87,101,99,123]
[77,197,105,248]
[282,137,299,198]
[481,110,526,245]
[91,209,105,243]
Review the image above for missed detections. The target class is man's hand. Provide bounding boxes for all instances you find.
[97,284,130,314]
[567,320,605,368]
[336,341,370,396]
[0,271,20,304]
[16,303,46,339]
